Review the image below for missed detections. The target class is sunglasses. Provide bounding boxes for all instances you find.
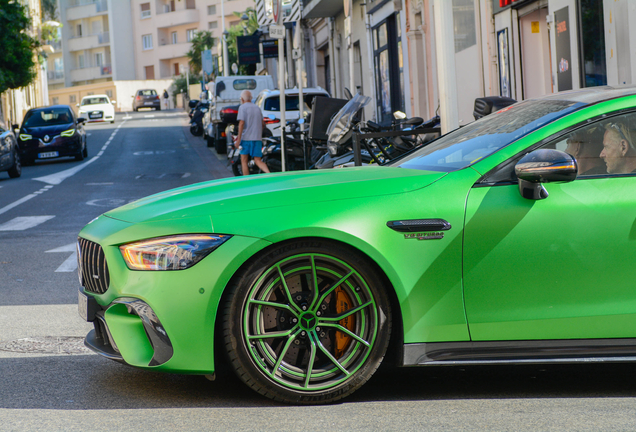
[608,122,635,150]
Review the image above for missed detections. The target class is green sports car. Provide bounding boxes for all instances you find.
[78,86,636,404]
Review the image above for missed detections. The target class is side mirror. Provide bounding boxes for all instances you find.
[515,149,577,200]
[76,104,80,108]
[77,117,87,124]
[111,100,116,104]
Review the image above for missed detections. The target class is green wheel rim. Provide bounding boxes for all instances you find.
[242,253,379,392]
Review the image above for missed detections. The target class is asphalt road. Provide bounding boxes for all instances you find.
[1,110,636,431]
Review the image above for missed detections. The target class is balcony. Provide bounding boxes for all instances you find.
[70,64,112,82]
[302,0,342,19]
[67,0,108,21]
[67,32,110,52]
[48,71,65,83]
[155,9,199,29]
[157,42,191,60]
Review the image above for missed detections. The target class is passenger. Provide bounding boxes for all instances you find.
[564,128,606,175]
[600,121,636,174]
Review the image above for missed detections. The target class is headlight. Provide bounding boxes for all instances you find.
[119,234,231,271]
[61,129,75,137]
[19,134,32,141]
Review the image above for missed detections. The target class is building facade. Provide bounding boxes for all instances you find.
[129,0,255,80]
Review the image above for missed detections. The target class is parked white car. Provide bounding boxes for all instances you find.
[255,87,330,136]
[77,94,116,124]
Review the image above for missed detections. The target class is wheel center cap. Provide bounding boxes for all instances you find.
[299,312,317,331]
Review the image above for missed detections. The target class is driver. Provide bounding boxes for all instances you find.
[600,121,636,174]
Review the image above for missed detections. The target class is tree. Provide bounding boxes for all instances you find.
[170,74,189,105]
[0,0,41,93]
[226,8,259,75]
[186,31,216,76]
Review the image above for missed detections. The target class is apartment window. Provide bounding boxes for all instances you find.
[186,29,196,42]
[140,2,151,18]
[207,5,216,15]
[106,89,113,98]
[69,95,76,103]
[78,54,85,68]
[76,24,82,37]
[171,31,177,44]
[208,21,218,30]
[170,0,175,11]
[54,57,63,71]
[142,34,153,50]
[52,97,59,105]
[95,53,103,66]
[174,63,180,76]
[186,0,195,8]
[145,65,155,79]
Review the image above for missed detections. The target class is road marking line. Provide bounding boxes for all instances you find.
[54,252,78,272]
[0,216,55,231]
[0,194,38,216]
[85,182,113,185]
[144,115,155,118]
[46,243,77,253]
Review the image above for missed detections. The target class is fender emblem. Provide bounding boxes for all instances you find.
[404,232,444,240]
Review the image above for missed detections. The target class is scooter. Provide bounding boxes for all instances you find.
[228,125,274,176]
[189,100,209,136]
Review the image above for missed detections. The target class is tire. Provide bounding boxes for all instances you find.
[215,138,226,154]
[190,124,202,136]
[75,145,85,161]
[7,151,21,178]
[82,144,88,158]
[223,239,392,404]
[206,134,215,148]
[231,160,243,176]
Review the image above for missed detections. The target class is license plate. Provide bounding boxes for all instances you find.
[144,102,153,105]
[89,112,102,119]
[78,290,88,321]
[38,151,58,159]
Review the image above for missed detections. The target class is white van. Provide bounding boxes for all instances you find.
[204,75,275,154]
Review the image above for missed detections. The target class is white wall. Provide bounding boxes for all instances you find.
[603,0,636,86]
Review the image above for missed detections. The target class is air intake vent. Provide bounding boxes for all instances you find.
[77,237,110,294]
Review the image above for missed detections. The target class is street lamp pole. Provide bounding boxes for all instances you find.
[221,0,229,76]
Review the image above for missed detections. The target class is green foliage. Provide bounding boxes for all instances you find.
[171,74,189,104]
[227,8,259,75]
[41,0,58,21]
[0,0,41,93]
[186,31,216,76]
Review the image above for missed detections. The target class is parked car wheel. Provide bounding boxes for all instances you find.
[223,240,392,404]
[7,151,22,178]
[75,147,84,161]
[82,144,88,158]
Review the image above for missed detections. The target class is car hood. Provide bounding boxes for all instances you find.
[79,104,112,111]
[105,167,446,224]
[22,123,75,136]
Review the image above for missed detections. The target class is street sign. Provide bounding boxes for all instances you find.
[262,39,285,58]
[202,49,213,74]
[237,35,260,65]
[273,0,281,24]
[269,24,286,39]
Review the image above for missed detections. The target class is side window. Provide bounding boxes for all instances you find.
[541,112,636,176]
[233,79,256,90]
[480,111,636,185]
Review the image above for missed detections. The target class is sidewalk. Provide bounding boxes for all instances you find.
[181,116,233,180]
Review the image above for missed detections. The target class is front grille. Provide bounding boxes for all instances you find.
[78,237,110,294]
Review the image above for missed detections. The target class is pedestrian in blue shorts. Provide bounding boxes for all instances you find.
[235,89,270,175]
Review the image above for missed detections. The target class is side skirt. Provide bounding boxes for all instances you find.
[403,339,636,366]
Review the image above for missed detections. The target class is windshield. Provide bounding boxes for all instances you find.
[138,90,157,96]
[390,99,585,172]
[23,108,74,127]
[326,93,371,143]
[81,97,109,105]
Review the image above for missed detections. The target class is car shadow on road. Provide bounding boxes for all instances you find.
[3,354,636,409]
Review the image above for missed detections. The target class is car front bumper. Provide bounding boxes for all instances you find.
[19,135,82,160]
[77,215,271,374]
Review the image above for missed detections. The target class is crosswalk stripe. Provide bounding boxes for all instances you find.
[0,216,55,231]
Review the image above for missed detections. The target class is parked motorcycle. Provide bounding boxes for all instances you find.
[228,125,274,176]
[189,100,209,136]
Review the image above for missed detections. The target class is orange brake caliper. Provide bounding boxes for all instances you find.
[334,286,356,358]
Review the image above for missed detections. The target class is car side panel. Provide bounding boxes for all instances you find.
[210,168,482,344]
